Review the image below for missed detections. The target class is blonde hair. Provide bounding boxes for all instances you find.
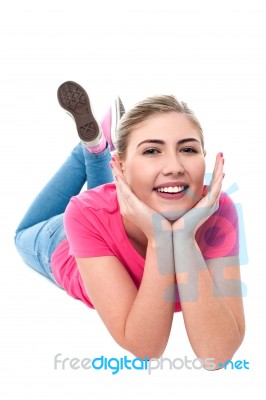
[116,95,204,159]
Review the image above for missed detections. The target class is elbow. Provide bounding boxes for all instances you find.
[131,348,164,361]
[119,338,166,361]
[118,328,169,360]
[196,323,245,365]
[195,332,245,371]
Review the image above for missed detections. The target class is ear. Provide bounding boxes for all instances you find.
[114,153,125,172]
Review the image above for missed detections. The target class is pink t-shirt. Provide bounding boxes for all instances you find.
[51,183,239,313]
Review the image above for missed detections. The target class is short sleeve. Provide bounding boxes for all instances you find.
[64,197,114,258]
[196,192,239,260]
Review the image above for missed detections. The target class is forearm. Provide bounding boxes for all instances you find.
[173,233,243,364]
[124,233,176,359]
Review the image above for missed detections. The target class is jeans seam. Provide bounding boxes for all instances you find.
[15,242,39,257]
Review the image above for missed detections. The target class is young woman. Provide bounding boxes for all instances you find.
[14,81,245,368]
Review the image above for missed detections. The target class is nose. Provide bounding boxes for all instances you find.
[162,152,185,176]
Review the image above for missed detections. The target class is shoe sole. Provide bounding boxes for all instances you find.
[57,81,100,142]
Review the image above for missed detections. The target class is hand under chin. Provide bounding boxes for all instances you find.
[159,209,188,222]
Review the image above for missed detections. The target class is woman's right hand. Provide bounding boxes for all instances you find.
[110,155,172,241]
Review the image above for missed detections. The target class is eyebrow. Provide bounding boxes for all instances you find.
[137,138,201,148]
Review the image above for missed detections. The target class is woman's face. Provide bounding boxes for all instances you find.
[120,112,206,220]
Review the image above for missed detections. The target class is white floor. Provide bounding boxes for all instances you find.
[1,0,265,398]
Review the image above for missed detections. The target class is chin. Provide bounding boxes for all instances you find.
[159,209,188,222]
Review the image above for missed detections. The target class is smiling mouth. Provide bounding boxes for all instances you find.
[154,185,189,194]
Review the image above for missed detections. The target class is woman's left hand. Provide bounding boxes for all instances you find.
[172,152,224,237]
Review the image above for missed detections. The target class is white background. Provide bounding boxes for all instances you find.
[1,0,265,398]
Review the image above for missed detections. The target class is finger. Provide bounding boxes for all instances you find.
[207,171,224,207]
[110,156,124,180]
[212,152,223,180]
[212,154,224,190]
[111,156,139,201]
[110,158,132,203]
[110,158,139,210]
[109,158,126,202]
[211,170,224,198]
[110,161,131,197]
[205,157,224,207]
[209,152,224,191]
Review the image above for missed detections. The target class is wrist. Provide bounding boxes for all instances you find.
[173,226,194,240]
[147,228,173,247]
[146,215,172,242]
[147,230,175,276]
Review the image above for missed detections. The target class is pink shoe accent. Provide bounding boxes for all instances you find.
[85,134,107,154]
[100,107,114,151]
[100,97,125,151]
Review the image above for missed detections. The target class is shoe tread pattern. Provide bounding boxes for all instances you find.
[58,81,99,142]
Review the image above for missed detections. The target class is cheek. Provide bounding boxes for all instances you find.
[188,160,205,191]
[124,158,154,184]
[123,161,143,187]
[192,159,205,179]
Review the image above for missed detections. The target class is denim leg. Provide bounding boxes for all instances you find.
[14,214,66,284]
[82,143,113,189]
[16,143,87,232]
[16,143,113,232]
[15,142,113,283]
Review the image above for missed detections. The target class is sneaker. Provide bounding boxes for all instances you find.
[100,96,125,151]
[57,81,101,145]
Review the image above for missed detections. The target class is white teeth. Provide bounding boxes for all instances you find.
[157,186,185,193]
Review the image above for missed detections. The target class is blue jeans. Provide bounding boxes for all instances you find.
[14,143,113,285]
